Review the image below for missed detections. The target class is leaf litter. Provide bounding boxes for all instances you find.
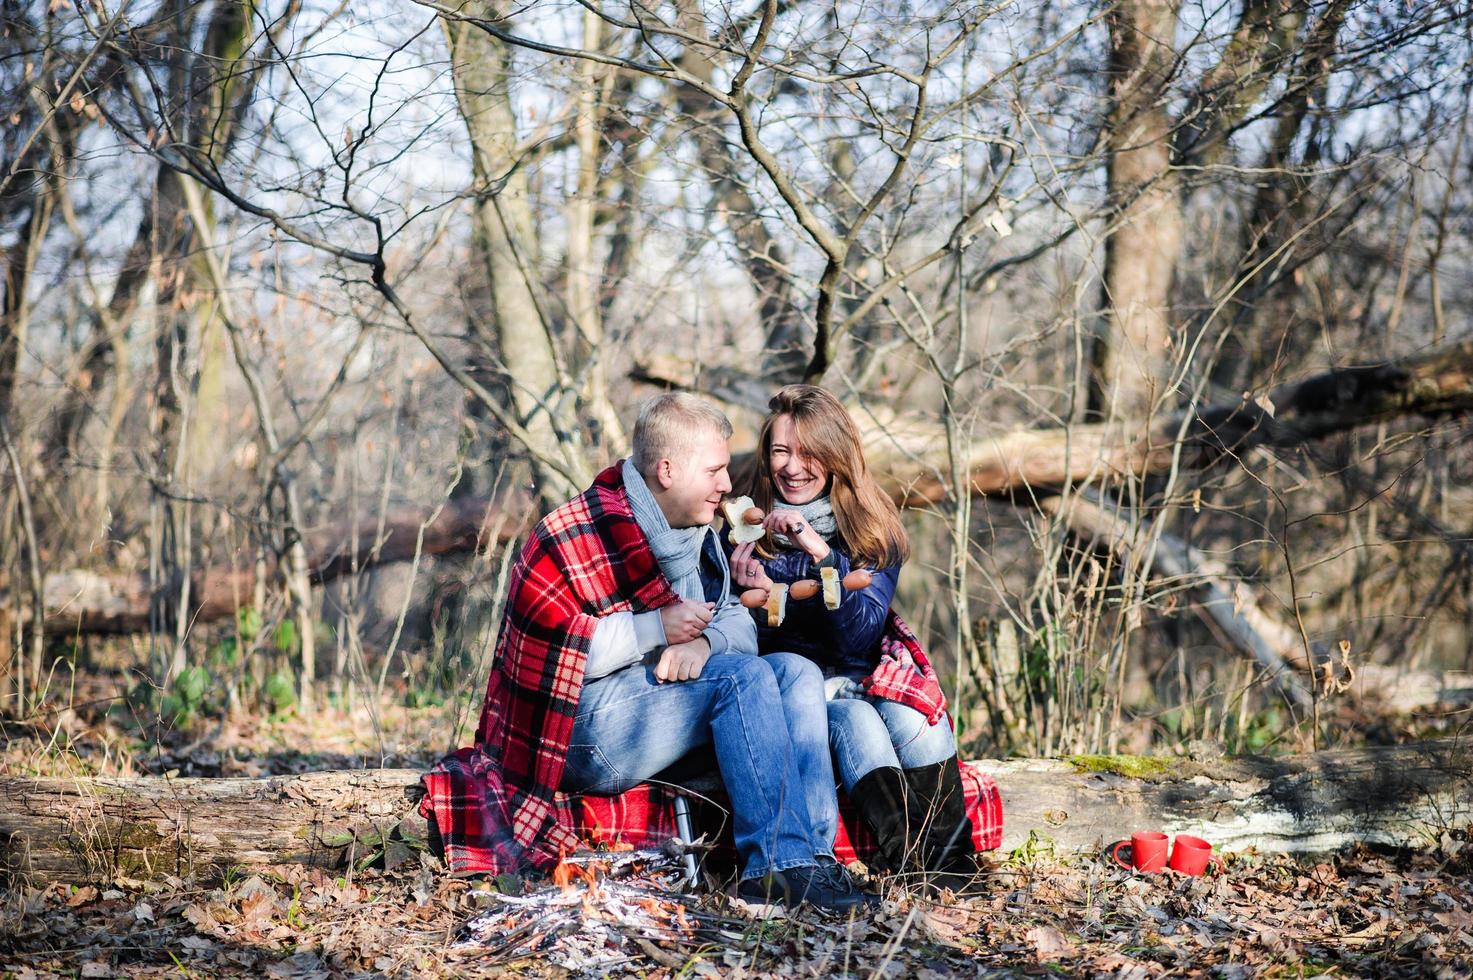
[3,830,1471,977]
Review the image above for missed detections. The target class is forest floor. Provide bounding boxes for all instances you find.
[2,683,1472,977]
[3,835,1471,978]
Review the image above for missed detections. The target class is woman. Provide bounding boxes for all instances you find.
[728,384,977,887]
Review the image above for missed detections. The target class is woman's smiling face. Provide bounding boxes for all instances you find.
[768,414,828,505]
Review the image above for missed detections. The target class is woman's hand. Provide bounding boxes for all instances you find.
[764,509,831,562]
[729,540,774,592]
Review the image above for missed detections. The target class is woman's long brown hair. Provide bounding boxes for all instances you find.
[746,385,909,569]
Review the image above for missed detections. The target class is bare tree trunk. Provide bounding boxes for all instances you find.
[25,498,529,635]
[444,5,589,503]
[563,9,626,457]
[0,416,42,713]
[1091,0,1184,423]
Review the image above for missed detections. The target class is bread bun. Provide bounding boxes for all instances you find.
[765,583,788,627]
[820,566,841,609]
[721,495,766,544]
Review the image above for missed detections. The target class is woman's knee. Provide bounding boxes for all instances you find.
[875,699,955,767]
[827,698,899,785]
[826,698,890,752]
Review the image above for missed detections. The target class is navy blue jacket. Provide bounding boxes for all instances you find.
[750,541,900,675]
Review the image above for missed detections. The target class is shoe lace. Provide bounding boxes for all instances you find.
[811,860,859,896]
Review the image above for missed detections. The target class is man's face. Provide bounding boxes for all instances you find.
[655,427,732,528]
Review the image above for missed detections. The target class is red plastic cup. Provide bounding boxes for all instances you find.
[1111,831,1169,873]
[1168,834,1224,875]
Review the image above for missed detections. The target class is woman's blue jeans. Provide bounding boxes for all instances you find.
[826,696,956,792]
[561,652,838,880]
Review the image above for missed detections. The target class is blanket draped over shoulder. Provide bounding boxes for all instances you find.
[418,463,679,875]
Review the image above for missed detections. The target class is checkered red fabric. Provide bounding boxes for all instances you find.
[418,463,681,875]
[573,761,1003,860]
[861,615,948,724]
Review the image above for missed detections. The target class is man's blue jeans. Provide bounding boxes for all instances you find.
[827,696,956,791]
[561,653,838,880]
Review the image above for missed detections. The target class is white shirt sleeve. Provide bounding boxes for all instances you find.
[584,610,667,681]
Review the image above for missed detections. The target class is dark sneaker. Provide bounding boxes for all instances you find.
[813,856,882,908]
[736,863,878,913]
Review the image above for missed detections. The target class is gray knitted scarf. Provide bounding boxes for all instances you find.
[771,494,838,550]
[622,457,708,601]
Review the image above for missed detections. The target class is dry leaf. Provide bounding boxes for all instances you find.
[66,885,98,907]
[920,904,975,947]
[1027,924,1076,962]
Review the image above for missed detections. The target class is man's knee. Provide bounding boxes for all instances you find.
[703,653,779,696]
[762,651,824,696]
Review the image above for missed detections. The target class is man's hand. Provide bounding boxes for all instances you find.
[660,600,715,645]
[655,638,711,682]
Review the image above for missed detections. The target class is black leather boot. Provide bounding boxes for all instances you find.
[847,765,911,875]
[902,755,980,891]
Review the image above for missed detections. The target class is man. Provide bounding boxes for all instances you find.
[420,393,875,911]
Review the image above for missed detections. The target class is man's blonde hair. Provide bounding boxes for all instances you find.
[632,393,733,476]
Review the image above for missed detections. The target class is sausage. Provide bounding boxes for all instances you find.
[742,507,765,525]
[841,569,873,591]
[789,580,819,601]
[739,588,769,609]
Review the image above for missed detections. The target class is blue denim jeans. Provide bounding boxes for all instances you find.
[827,696,956,791]
[561,652,838,880]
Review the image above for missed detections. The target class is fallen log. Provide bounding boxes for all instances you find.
[0,769,421,885]
[23,497,533,635]
[3,739,1468,884]
[869,338,1473,505]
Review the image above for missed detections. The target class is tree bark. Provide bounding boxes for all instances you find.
[3,740,1468,884]
[1091,0,1184,423]
[445,4,589,503]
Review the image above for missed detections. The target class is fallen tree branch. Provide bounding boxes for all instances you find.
[16,341,1473,636]
[1039,493,1315,707]
[24,497,532,635]
[2,739,1468,884]
[871,339,1473,505]
[635,339,1473,504]
[1039,494,1473,712]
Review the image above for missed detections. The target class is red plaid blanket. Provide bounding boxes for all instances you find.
[862,613,948,724]
[576,760,1004,861]
[419,463,681,874]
